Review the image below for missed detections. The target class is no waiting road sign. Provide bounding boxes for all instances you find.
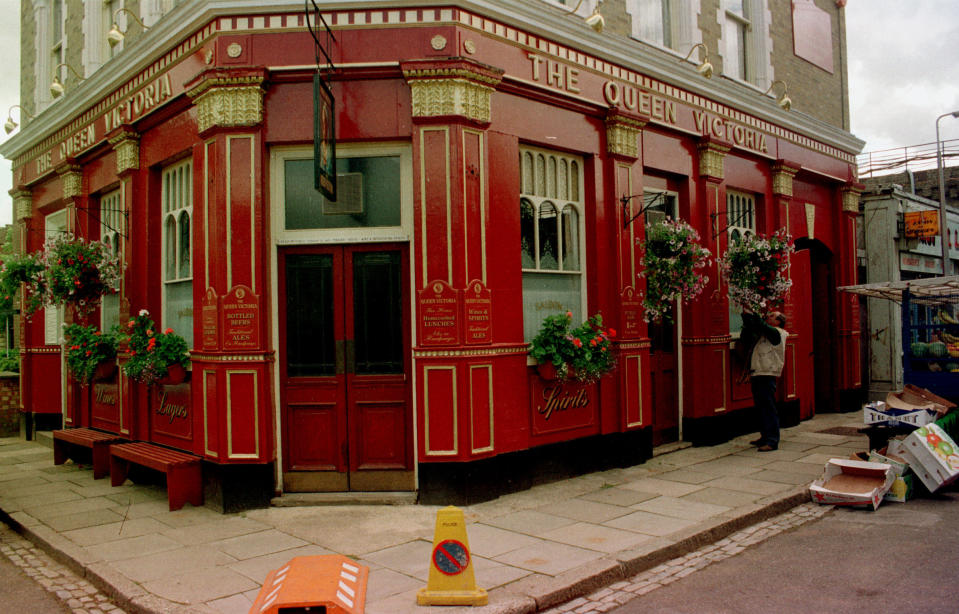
[432,539,470,575]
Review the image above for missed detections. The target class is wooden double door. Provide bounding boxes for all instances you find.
[279,244,413,492]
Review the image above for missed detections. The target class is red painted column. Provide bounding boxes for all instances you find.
[604,110,653,434]
[184,66,272,463]
[683,138,732,422]
[837,183,864,393]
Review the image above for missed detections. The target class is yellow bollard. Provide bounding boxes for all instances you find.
[416,505,488,606]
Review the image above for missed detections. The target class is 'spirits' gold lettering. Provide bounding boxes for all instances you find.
[537,385,590,420]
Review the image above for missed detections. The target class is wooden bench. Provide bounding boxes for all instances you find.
[53,428,126,479]
[109,442,203,511]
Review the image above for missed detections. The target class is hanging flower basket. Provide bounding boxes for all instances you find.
[156,363,188,386]
[529,312,616,384]
[638,218,712,323]
[63,324,119,385]
[121,310,190,386]
[0,252,46,316]
[92,360,118,382]
[719,228,795,314]
[41,233,122,317]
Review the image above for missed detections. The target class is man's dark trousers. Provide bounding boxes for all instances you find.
[751,375,779,448]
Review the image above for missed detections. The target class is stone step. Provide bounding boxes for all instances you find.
[271,492,417,507]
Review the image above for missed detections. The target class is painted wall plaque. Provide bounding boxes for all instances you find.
[463,279,492,345]
[222,285,259,351]
[418,280,460,346]
[621,286,644,339]
[530,376,599,441]
[150,382,193,448]
[201,288,219,350]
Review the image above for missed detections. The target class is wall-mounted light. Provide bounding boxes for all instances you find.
[107,8,150,48]
[50,63,86,98]
[4,105,33,134]
[564,0,605,33]
[681,43,713,79]
[763,80,792,111]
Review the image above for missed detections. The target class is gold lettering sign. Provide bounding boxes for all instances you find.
[536,385,590,421]
[156,391,189,423]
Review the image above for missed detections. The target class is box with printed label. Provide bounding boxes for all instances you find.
[899,423,959,492]
[808,459,895,511]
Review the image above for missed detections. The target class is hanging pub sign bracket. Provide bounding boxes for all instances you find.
[621,191,667,229]
[306,0,337,201]
[710,208,752,238]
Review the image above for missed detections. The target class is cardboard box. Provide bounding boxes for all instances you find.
[864,401,937,428]
[868,450,910,476]
[809,459,895,511]
[899,423,959,492]
[883,473,915,503]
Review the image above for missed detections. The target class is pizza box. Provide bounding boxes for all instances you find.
[808,459,894,511]
[899,423,959,492]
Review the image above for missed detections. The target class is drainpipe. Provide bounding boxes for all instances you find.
[905,169,916,194]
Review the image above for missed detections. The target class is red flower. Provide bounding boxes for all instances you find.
[164,328,174,335]
[608,328,616,338]
[572,338,583,348]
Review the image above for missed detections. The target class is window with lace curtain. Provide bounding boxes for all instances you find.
[162,159,193,348]
[100,189,122,331]
[519,147,585,342]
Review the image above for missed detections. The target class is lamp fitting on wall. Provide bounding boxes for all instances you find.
[50,63,86,98]
[681,43,713,79]
[564,0,605,33]
[763,80,792,111]
[107,8,150,48]
[4,105,33,134]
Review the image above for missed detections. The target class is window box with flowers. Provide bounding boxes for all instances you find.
[41,233,122,317]
[639,219,712,323]
[719,228,794,314]
[122,310,190,386]
[529,312,616,383]
[63,324,119,384]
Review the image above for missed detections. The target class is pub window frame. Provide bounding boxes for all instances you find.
[161,158,193,348]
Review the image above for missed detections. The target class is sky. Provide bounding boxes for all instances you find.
[0,1,957,227]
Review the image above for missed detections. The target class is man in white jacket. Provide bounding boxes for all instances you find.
[743,308,788,451]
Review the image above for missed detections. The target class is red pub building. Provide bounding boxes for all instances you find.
[3,0,863,510]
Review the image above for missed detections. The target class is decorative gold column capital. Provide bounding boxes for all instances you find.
[402,59,503,124]
[841,183,863,213]
[186,68,266,134]
[10,189,32,222]
[108,127,140,174]
[771,161,800,197]
[697,139,729,180]
[56,162,83,200]
[605,112,647,159]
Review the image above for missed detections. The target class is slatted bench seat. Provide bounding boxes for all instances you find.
[109,442,203,511]
[53,428,126,479]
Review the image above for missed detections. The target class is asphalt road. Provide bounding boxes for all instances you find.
[612,490,959,614]
[0,546,70,613]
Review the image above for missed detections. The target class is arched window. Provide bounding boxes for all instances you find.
[162,159,193,347]
[518,147,586,341]
[99,188,123,329]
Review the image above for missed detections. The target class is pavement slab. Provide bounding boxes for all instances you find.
[0,410,871,614]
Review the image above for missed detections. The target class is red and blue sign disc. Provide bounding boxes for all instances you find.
[432,539,470,575]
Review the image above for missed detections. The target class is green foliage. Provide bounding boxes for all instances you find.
[121,310,189,385]
[64,324,119,384]
[529,312,616,383]
[0,252,45,316]
[0,348,19,373]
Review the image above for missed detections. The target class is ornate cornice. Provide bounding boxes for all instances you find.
[697,139,730,180]
[682,335,733,346]
[10,189,32,222]
[108,128,140,174]
[186,69,266,134]
[771,161,800,197]
[413,344,527,359]
[605,112,647,159]
[402,59,503,124]
[56,163,83,200]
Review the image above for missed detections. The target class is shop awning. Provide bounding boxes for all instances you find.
[838,276,959,304]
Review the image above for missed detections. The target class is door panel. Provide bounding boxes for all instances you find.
[280,245,412,492]
[650,310,679,446]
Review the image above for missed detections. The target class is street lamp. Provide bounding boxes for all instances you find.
[107,8,150,48]
[936,110,959,275]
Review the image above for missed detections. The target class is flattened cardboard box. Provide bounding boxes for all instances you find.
[809,459,895,511]
[900,423,959,492]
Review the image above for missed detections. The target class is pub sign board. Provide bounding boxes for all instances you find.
[314,72,336,201]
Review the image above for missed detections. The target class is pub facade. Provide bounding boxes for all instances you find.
[3,0,863,509]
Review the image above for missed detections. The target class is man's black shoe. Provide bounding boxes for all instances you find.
[757,444,777,452]
[749,438,764,446]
